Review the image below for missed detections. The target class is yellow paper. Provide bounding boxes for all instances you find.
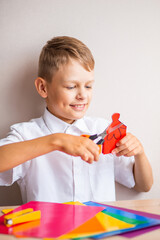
[96,212,134,231]
[64,201,85,205]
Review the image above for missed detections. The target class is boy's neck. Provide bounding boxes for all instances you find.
[46,107,77,125]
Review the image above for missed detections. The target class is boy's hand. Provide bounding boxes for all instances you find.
[111,132,144,157]
[111,132,153,192]
[53,133,100,164]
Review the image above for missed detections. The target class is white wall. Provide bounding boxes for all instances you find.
[0,0,160,205]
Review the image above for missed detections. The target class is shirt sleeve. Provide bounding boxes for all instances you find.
[114,155,135,188]
[0,125,30,186]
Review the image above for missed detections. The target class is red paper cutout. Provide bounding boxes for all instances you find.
[102,113,126,154]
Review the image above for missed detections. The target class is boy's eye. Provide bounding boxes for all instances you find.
[66,86,75,89]
[86,85,92,89]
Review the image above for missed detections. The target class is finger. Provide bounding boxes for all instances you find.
[115,142,137,156]
[81,148,96,164]
[124,144,144,157]
[123,146,141,157]
[116,132,133,146]
[116,138,134,152]
[81,136,99,150]
[81,152,89,162]
[112,137,135,155]
[88,146,100,161]
[78,136,100,162]
[116,141,144,157]
[84,139,100,161]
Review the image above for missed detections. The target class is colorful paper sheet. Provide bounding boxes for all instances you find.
[0,201,105,238]
[102,113,126,154]
[1,201,160,239]
[104,204,160,238]
[61,201,160,239]
[55,201,134,239]
[84,201,160,239]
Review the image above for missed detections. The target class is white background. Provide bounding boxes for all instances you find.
[0,0,160,205]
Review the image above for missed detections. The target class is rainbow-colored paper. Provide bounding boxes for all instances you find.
[0,201,160,239]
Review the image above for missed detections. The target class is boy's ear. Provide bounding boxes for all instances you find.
[35,77,48,98]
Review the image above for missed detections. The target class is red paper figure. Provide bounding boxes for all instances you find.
[102,113,126,154]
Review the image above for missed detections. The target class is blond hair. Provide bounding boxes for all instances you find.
[38,36,95,82]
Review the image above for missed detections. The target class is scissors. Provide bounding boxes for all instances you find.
[81,120,124,154]
[81,127,108,154]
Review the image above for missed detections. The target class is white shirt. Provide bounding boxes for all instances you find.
[0,109,135,203]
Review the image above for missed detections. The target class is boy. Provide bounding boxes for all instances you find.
[0,36,153,203]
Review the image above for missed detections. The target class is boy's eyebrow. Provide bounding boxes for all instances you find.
[63,79,95,83]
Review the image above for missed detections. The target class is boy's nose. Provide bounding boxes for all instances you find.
[76,88,87,100]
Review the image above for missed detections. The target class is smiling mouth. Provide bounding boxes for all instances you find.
[70,104,87,111]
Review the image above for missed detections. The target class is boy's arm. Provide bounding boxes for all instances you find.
[0,133,100,173]
[112,133,153,192]
[133,152,153,192]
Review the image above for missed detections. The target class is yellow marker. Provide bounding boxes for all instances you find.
[4,208,41,227]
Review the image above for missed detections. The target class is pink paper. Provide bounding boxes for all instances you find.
[0,201,105,238]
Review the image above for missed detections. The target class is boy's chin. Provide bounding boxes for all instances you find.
[73,112,86,120]
[67,115,85,123]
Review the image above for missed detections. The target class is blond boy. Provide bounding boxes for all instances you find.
[0,36,153,203]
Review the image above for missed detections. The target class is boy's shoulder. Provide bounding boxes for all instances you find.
[83,116,110,134]
[9,116,46,139]
[10,116,43,128]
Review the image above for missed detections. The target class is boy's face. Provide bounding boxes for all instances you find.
[45,59,94,124]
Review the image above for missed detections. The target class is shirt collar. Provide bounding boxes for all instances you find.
[42,108,91,134]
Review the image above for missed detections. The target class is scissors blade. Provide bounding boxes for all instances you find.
[107,123,124,134]
[98,123,124,139]
[97,126,109,139]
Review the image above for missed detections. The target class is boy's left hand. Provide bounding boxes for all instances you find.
[112,132,144,157]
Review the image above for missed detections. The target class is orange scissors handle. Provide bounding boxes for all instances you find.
[81,134,102,154]
[81,134,90,138]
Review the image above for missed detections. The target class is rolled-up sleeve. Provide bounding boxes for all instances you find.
[0,126,30,186]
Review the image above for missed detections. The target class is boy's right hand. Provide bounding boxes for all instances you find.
[52,133,100,164]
